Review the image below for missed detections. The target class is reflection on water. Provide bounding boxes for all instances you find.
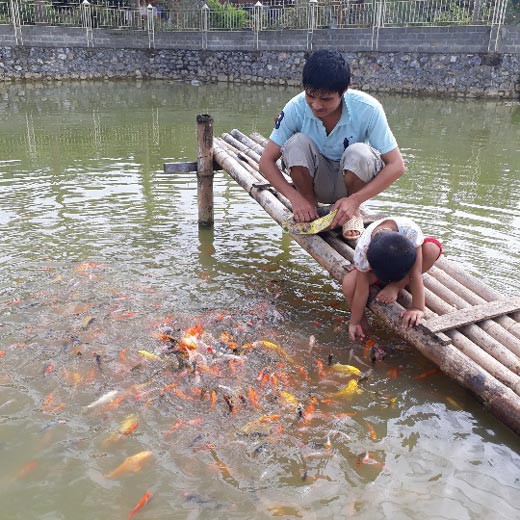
[0,81,519,519]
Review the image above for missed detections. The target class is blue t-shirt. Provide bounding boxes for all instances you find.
[269,89,398,161]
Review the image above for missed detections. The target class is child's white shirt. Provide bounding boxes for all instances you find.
[354,217,424,272]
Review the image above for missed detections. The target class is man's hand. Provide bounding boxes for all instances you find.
[291,194,319,223]
[349,323,366,341]
[400,308,424,329]
[331,195,361,228]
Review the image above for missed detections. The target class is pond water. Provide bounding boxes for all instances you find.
[0,80,519,519]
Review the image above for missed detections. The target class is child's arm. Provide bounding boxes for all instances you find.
[349,270,370,340]
[401,246,425,329]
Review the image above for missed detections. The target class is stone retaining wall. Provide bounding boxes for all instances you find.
[0,25,519,98]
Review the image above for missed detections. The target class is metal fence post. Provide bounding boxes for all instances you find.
[201,3,209,50]
[488,0,508,53]
[81,0,93,48]
[9,0,23,46]
[371,0,384,52]
[307,0,317,51]
[147,4,155,49]
[253,1,262,51]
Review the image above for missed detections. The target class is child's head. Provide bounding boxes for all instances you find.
[367,231,417,283]
[302,50,350,97]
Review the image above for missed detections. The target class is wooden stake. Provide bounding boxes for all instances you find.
[197,114,214,227]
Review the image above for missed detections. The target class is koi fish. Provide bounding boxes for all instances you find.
[251,340,294,363]
[164,418,202,437]
[137,350,163,362]
[128,491,152,519]
[359,451,385,468]
[82,316,94,329]
[415,368,442,379]
[330,363,362,376]
[248,387,260,409]
[16,460,39,479]
[105,451,153,479]
[85,390,118,409]
[330,380,362,398]
[239,414,281,437]
[279,390,299,408]
[365,422,378,440]
[119,414,139,435]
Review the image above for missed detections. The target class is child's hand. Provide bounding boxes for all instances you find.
[401,308,425,329]
[349,323,366,341]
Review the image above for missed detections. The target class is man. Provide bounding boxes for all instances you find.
[259,50,405,239]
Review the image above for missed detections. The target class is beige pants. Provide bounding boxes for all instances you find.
[281,133,384,204]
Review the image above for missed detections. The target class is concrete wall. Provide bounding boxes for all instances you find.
[0,24,519,98]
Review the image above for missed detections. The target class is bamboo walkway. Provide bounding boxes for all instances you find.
[165,118,520,435]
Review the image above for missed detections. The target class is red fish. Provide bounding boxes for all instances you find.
[128,491,152,519]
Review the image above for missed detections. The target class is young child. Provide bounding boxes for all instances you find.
[342,216,442,340]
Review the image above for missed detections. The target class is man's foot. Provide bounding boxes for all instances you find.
[342,214,364,240]
[376,283,401,304]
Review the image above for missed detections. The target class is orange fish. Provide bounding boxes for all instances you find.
[248,387,259,409]
[365,422,378,440]
[415,368,442,379]
[387,367,400,379]
[164,418,202,437]
[362,338,376,358]
[210,390,218,410]
[105,451,153,479]
[16,460,39,479]
[128,491,152,519]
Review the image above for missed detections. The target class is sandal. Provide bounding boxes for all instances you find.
[342,215,365,241]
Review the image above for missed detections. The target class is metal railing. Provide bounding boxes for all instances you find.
[0,0,511,51]
[0,1,509,30]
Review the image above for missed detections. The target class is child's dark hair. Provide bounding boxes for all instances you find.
[302,50,350,96]
[367,232,417,283]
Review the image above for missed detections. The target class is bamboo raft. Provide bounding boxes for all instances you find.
[165,115,520,435]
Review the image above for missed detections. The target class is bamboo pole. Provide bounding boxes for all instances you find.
[197,114,214,227]
[429,265,520,356]
[212,142,352,284]
[221,132,262,164]
[423,274,520,376]
[437,257,520,326]
[230,129,287,174]
[214,138,293,210]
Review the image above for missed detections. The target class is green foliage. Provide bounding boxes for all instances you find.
[433,4,473,25]
[506,0,520,24]
[205,0,249,30]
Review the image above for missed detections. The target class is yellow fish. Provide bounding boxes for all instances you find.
[138,350,163,362]
[330,363,362,376]
[252,340,294,363]
[331,380,362,398]
[105,450,153,479]
[279,391,299,408]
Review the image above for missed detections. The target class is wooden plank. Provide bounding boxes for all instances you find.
[421,297,520,333]
[163,160,220,174]
[164,161,197,173]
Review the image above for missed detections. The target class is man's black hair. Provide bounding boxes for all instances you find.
[366,231,417,283]
[302,50,350,96]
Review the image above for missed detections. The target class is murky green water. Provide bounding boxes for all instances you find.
[0,80,519,519]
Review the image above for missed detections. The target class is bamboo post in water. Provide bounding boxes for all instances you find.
[197,114,214,227]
